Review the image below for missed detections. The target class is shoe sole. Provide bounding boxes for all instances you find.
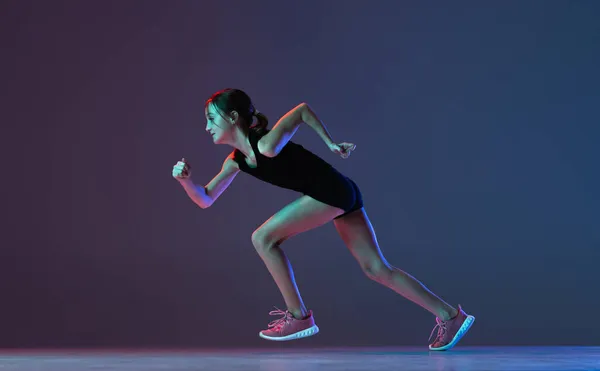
[259,325,320,341]
[429,315,475,351]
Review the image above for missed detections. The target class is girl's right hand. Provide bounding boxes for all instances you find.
[172,158,192,179]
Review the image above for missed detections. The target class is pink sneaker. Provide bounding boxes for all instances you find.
[428,305,475,351]
[259,308,320,341]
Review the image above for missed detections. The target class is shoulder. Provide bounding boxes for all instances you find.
[225,151,241,170]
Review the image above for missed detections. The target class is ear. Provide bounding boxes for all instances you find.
[228,110,239,124]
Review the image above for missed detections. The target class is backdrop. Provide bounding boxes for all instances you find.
[1,0,598,348]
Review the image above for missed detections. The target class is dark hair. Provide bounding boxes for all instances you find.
[205,88,269,134]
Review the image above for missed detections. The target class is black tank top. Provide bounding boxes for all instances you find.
[232,129,357,211]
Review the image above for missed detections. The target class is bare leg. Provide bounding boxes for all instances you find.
[334,208,458,320]
[251,196,344,319]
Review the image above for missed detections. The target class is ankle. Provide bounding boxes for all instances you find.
[440,307,458,321]
[289,308,309,320]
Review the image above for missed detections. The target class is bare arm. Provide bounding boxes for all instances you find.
[177,153,240,208]
[257,103,335,157]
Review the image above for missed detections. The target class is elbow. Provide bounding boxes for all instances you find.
[298,102,309,115]
[199,199,214,209]
[197,188,214,209]
[298,102,312,122]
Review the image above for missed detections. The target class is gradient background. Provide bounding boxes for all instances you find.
[1,0,599,348]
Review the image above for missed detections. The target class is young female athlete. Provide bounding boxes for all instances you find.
[172,88,475,351]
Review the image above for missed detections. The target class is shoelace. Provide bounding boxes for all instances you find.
[428,317,448,343]
[267,308,293,331]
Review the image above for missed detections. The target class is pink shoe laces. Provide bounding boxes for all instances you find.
[267,308,293,331]
[428,317,448,343]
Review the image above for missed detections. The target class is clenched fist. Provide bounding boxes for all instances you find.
[328,142,356,159]
[172,158,191,179]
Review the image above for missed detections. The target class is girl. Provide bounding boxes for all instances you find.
[172,88,474,351]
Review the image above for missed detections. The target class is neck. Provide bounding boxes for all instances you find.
[227,127,253,156]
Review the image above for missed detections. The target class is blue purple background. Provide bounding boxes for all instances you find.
[2,0,599,348]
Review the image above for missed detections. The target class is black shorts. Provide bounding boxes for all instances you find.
[334,177,363,219]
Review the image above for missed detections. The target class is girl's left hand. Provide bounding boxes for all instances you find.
[329,142,356,159]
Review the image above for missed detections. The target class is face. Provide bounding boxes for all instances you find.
[204,103,236,144]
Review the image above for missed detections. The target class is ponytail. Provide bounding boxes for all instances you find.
[251,111,269,134]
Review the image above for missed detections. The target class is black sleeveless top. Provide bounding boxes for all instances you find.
[232,129,360,212]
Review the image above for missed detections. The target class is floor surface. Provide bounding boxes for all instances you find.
[0,346,597,370]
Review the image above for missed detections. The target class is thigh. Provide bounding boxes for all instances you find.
[333,208,388,266]
[253,196,345,245]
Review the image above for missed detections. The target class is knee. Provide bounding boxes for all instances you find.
[361,259,391,282]
[251,228,277,253]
